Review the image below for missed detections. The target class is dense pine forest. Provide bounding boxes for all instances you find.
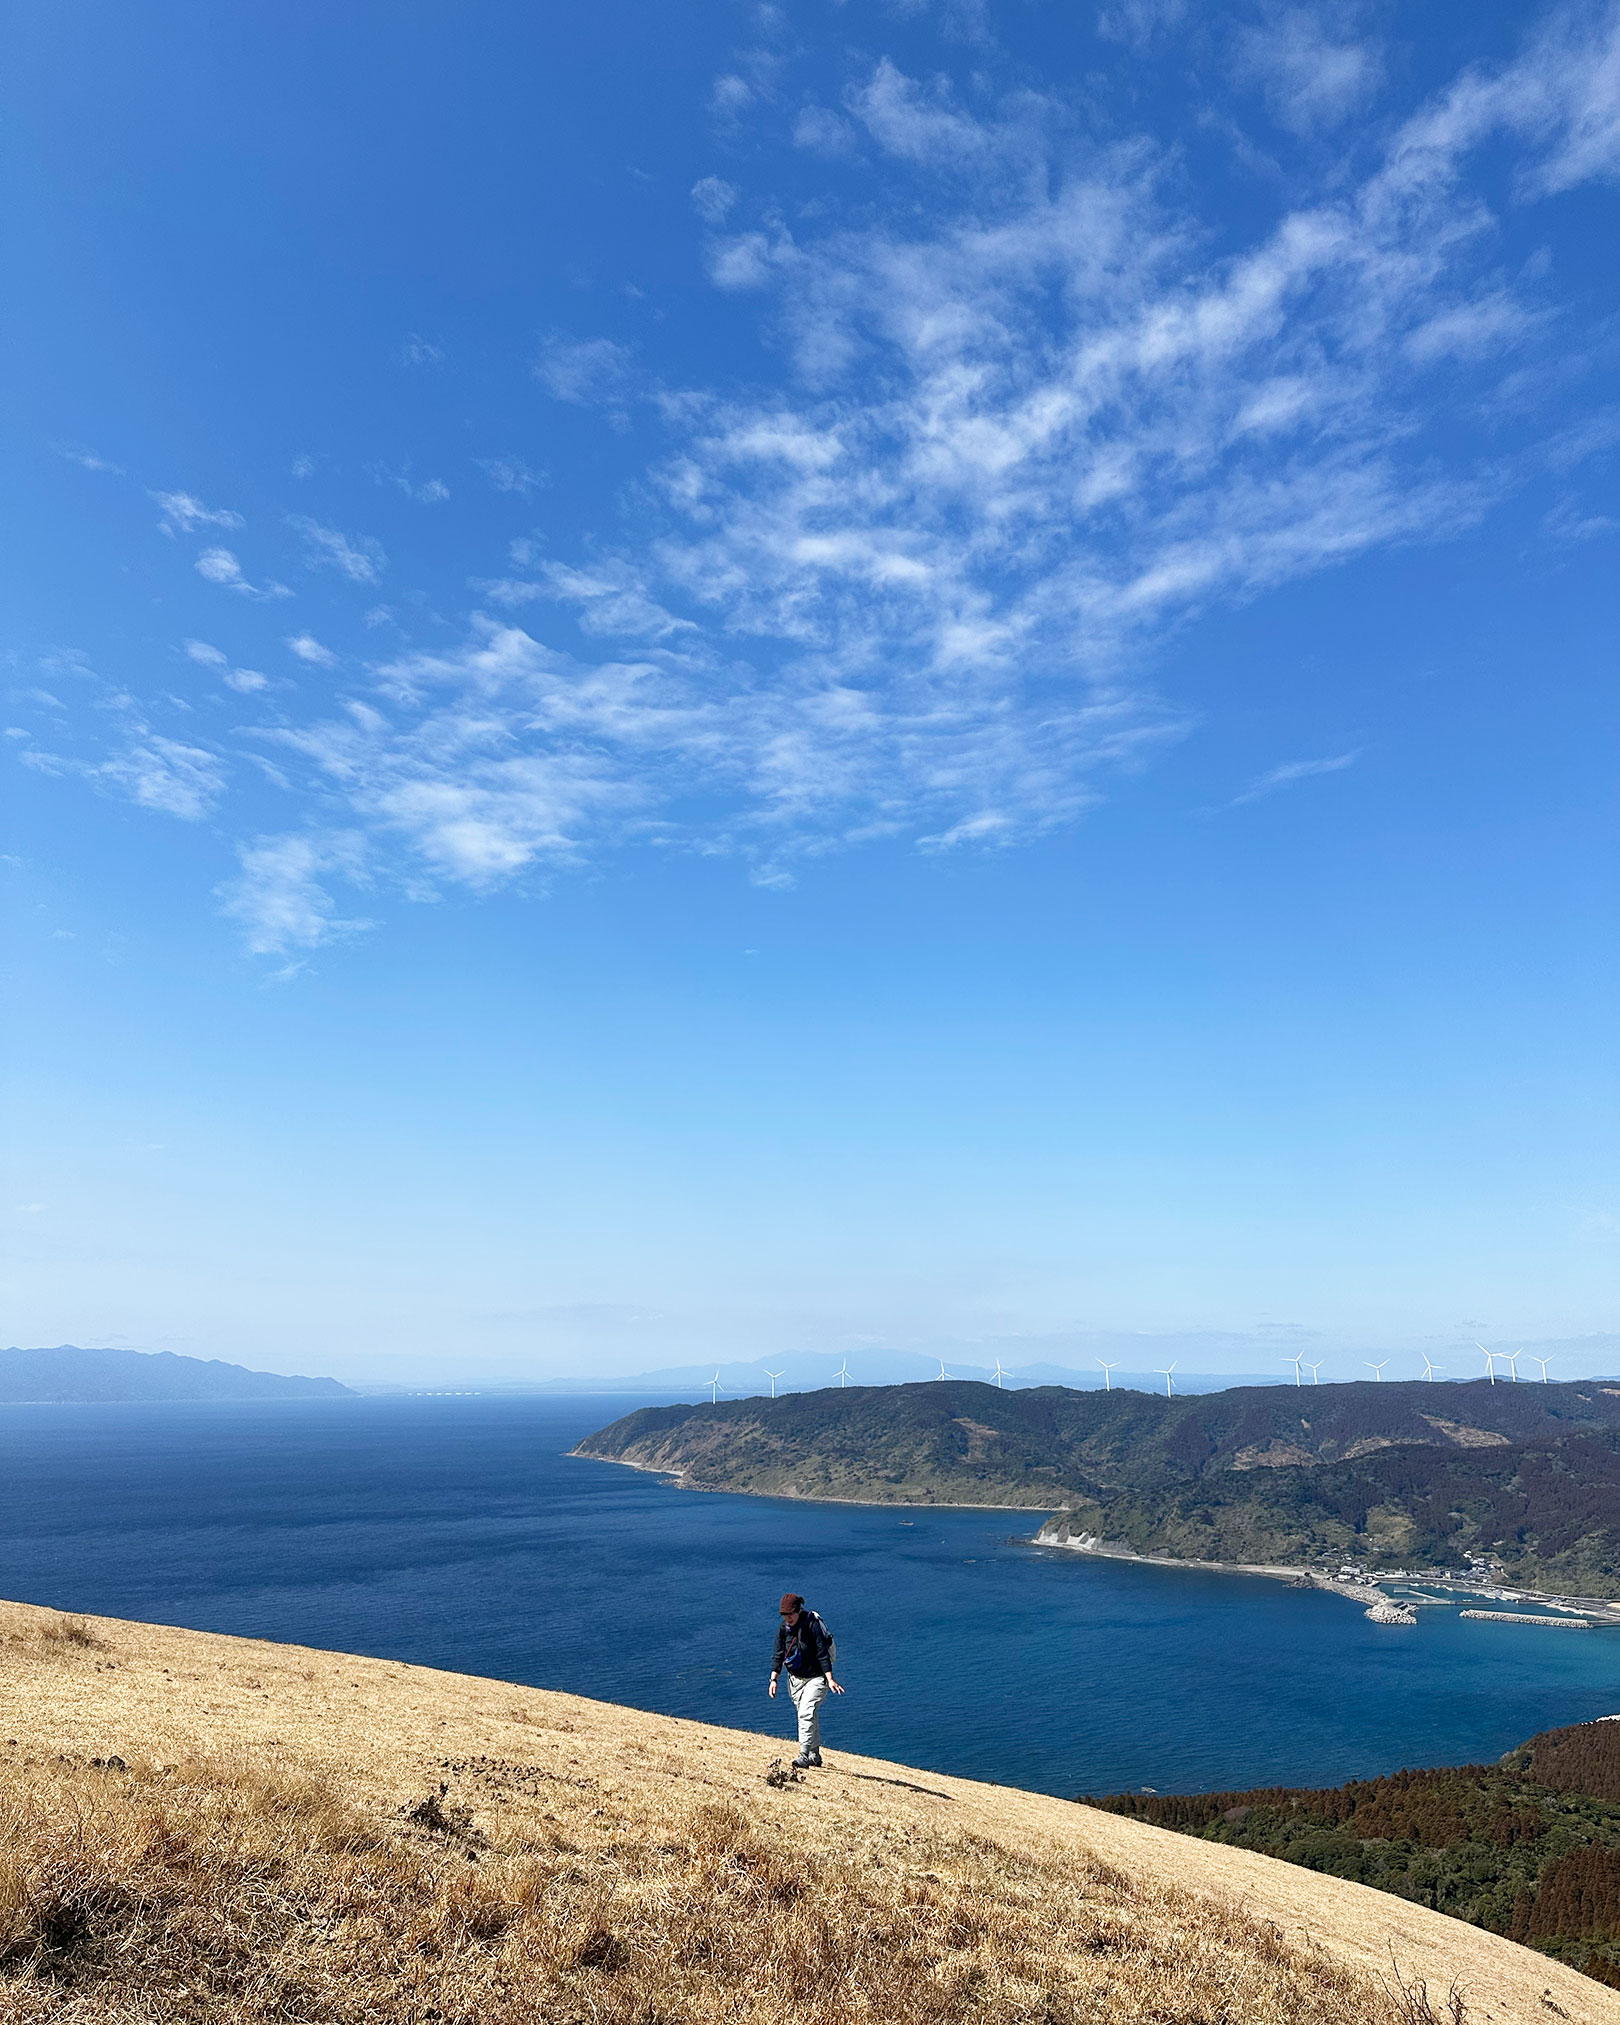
[1096,1717,1620,1988]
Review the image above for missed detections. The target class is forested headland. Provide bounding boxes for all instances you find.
[578,1377,1620,1596]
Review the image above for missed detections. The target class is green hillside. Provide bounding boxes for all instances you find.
[1094,1717,1620,1990]
[578,1378,1620,1595]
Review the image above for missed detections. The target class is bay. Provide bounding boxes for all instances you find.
[3,1393,1618,1798]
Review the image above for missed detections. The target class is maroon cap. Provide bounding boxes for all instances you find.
[779,1592,804,1615]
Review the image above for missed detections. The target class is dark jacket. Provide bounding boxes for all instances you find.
[772,1611,832,1680]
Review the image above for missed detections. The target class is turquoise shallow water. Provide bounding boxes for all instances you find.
[4,1394,1619,1798]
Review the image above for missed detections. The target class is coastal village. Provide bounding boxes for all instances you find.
[1034,1527,1620,1630]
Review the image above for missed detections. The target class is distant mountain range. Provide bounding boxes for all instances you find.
[0,1346,354,1403]
[578,1375,1620,1597]
[465,1337,1620,1399]
[505,1349,1297,1398]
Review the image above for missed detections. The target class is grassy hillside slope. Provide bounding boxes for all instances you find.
[1,1600,1608,2023]
[1096,1719,1620,1990]
[578,1380,1620,1594]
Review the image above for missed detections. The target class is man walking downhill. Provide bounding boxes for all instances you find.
[768,1591,843,1769]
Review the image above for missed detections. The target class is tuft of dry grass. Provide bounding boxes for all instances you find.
[1385,1952,1470,2024]
[0,1747,1395,2024]
[8,1616,102,1653]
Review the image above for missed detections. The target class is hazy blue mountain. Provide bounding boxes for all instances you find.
[0,1346,354,1403]
[474,1349,1294,1399]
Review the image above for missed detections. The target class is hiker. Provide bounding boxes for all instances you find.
[768,1591,843,1768]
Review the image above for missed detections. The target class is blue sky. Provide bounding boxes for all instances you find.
[4,0,1617,1385]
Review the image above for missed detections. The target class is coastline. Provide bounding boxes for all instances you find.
[1033,1526,1620,1620]
[575,1449,1620,1619]
[1033,1528,1354,1592]
[568,1446,1054,1513]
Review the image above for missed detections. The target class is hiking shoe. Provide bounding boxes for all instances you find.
[792,1753,814,1769]
[808,1752,824,1768]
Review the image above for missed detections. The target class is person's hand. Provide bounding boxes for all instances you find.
[826,1676,845,1695]
[768,1674,778,1698]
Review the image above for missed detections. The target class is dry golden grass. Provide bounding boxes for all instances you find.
[0,1599,1610,2024]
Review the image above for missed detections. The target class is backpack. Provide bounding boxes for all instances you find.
[806,1608,837,1672]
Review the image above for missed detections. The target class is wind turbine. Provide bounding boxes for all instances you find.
[1305,1360,1323,1385]
[936,1359,951,1381]
[1529,1355,1551,1383]
[1097,1359,1119,1392]
[1420,1354,1443,1382]
[763,1368,785,1398]
[992,1360,1009,1389]
[1503,1350,1521,1382]
[1476,1342,1500,1385]
[1287,1354,1305,1388]
[1364,1361,1388,1383]
[834,1361,851,1389]
[1156,1364,1177,1398]
[708,1370,724,1404]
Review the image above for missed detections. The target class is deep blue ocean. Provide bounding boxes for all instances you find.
[4,1393,1620,1800]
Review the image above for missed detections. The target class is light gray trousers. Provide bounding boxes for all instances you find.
[787,1671,828,1756]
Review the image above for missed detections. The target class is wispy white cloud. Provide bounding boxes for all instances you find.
[102,738,229,816]
[56,445,124,475]
[793,105,858,157]
[29,1,1620,959]
[1096,0,1186,52]
[400,334,445,366]
[484,562,700,640]
[253,627,650,891]
[533,336,636,404]
[195,548,292,600]
[691,176,738,223]
[217,831,372,960]
[287,633,337,667]
[710,74,754,116]
[368,464,451,504]
[1228,749,1362,806]
[847,58,993,166]
[183,638,269,692]
[154,490,244,537]
[25,730,227,820]
[234,607,1173,917]
[476,457,546,495]
[1544,492,1619,540]
[286,516,386,584]
[1234,9,1382,135]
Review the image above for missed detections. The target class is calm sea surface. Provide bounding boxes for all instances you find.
[4,1394,1619,1799]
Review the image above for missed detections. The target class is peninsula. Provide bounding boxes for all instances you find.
[577,1377,1620,1599]
[2,1594,1611,2022]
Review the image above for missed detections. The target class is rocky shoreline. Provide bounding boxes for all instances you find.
[1031,1520,1620,1626]
[580,1441,1620,1628]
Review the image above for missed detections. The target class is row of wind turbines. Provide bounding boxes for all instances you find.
[700,1340,1556,1405]
[704,1354,1013,1404]
[1132,1345,1553,1396]
[1280,1343,1553,1388]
